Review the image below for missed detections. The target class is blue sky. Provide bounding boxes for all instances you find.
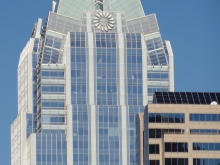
[0,0,219,164]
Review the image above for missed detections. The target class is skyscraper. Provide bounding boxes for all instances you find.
[11,0,174,165]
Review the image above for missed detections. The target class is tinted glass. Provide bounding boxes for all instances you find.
[206,114,211,121]
[203,143,209,150]
[165,143,171,152]
[165,158,171,165]
[194,114,199,121]
[212,114,217,121]
[155,114,161,122]
[149,129,155,138]
[149,113,155,122]
[199,114,205,121]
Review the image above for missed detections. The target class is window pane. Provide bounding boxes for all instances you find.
[215,159,220,165]
[194,114,199,121]
[197,143,203,150]
[149,113,155,123]
[175,114,181,123]
[215,143,220,150]
[169,114,174,123]
[181,114,185,123]
[190,114,193,121]
[165,158,171,165]
[206,114,212,121]
[203,159,208,165]
[149,144,155,154]
[178,143,185,152]
[209,143,214,150]
[172,158,177,165]
[185,143,188,152]
[149,129,155,138]
[156,114,161,122]
[155,145,159,154]
[203,143,209,150]
[172,143,177,152]
[200,114,205,121]
[165,143,171,152]
[209,159,215,165]
[156,129,161,138]
[161,113,169,123]
[178,158,184,165]
[212,114,217,121]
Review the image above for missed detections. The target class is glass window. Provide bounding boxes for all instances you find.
[155,144,159,154]
[197,143,203,150]
[203,143,209,150]
[212,114,217,121]
[175,114,181,123]
[193,159,201,165]
[218,114,220,121]
[169,114,175,123]
[178,143,185,152]
[178,158,185,165]
[149,113,156,123]
[149,129,155,138]
[190,114,194,121]
[172,143,177,152]
[209,143,214,150]
[172,158,177,165]
[161,113,169,123]
[150,160,160,165]
[185,143,188,152]
[216,159,220,165]
[193,114,199,121]
[206,114,212,121]
[149,144,159,154]
[181,114,185,123]
[165,158,171,165]
[155,114,161,122]
[193,143,197,150]
[209,159,215,165]
[156,129,161,138]
[199,114,205,121]
[215,143,220,151]
[165,143,171,152]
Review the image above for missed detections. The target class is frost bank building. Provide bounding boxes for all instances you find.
[11,0,174,165]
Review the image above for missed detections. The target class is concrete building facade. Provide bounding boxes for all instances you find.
[136,92,220,165]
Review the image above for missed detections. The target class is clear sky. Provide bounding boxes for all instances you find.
[0,0,219,164]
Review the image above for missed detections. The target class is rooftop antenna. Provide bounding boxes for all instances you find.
[95,0,104,11]
[108,0,110,11]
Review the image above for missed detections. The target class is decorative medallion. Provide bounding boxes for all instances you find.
[94,12,114,32]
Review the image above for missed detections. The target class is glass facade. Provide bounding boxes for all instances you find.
[165,158,188,165]
[190,129,220,134]
[190,113,220,121]
[11,1,174,165]
[193,158,220,165]
[149,129,182,138]
[165,143,188,152]
[149,113,184,123]
[193,143,220,150]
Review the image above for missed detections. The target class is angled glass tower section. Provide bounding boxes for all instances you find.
[11,0,174,165]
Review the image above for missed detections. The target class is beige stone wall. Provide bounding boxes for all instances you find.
[136,113,144,165]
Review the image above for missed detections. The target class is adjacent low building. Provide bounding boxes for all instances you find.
[136,92,220,165]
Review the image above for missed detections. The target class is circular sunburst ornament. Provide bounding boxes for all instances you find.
[94,11,114,32]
